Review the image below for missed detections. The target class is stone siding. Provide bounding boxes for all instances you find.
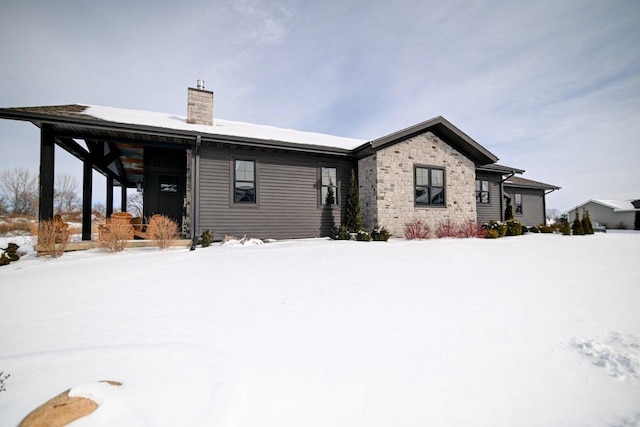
[358,153,378,229]
[187,87,214,125]
[363,131,477,237]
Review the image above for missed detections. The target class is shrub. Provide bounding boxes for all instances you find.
[572,209,584,235]
[582,209,594,235]
[33,219,70,257]
[560,220,571,235]
[343,169,362,232]
[484,228,500,239]
[484,220,507,237]
[505,220,523,236]
[528,226,540,233]
[147,215,180,249]
[435,218,458,238]
[457,221,482,238]
[200,229,214,247]
[538,225,554,233]
[504,203,514,221]
[404,220,431,239]
[615,221,627,230]
[356,230,371,241]
[97,215,132,253]
[333,224,351,240]
[371,225,391,241]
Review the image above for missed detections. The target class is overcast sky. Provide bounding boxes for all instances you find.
[1,0,638,213]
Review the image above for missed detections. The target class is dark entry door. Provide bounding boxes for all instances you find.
[143,148,186,227]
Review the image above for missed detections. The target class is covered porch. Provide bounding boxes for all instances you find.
[0,105,197,245]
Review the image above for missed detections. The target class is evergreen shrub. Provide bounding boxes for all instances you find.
[333,225,351,240]
[200,229,214,247]
[356,230,371,241]
[371,226,391,241]
[572,209,584,235]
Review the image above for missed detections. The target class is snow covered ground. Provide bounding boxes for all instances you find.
[1,232,639,426]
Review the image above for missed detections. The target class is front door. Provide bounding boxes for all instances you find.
[143,147,186,227]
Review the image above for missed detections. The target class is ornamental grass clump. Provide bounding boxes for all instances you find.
[147,215,180,249]
[97,215,132,253]
[33,219,70,257]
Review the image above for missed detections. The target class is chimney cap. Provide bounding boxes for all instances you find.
[197,79,205,90]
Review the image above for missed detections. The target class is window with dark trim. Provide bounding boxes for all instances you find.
[321,167,338,205]
[476,180,490,204]
[415,166,445,206]
[234,159,256,203]
[515,193,523,214]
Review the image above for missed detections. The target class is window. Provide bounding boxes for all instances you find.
[234,160,255,203]
[415,166,445,206]
[515,193,523,214]
[321,167,337,205]
[476,180,490,204]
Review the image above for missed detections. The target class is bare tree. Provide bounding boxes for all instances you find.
[0,167,38,215]
[128,191,143,217]
[54,174,79,213]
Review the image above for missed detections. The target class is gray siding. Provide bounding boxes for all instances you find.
[198,145,356,240]
[505,187,545,226]
[475,171,503,224]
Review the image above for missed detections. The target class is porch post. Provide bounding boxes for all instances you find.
[121,186,127,212]
[39,124,55,222]
[82,160,93,240]
[106,177,114,217]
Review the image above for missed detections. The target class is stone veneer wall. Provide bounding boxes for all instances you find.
[187,87,214,126]
[359,131,477,237]
[358,153,378,229]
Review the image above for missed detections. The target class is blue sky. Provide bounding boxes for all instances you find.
[1,0,639,212]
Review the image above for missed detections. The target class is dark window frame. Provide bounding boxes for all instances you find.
[476,179,490,204]
[514,193,523,215]
[320,166,339,206]
[232,158,258,206]
[414,165,446,207]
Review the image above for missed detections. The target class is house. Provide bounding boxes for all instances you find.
[566,199,640,230]
[0,82,559,244]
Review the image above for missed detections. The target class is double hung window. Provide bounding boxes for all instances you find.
[234,160,255,203]
[476,180,490,204]
[321,167,338,205]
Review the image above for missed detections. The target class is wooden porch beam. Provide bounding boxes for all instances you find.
[82,160,93,241]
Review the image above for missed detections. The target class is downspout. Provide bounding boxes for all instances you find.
[190,135,201,250]
[499,171,516,221]
[543,188,557,225]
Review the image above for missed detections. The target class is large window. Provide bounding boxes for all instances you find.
[515,193,523,214]
[234,160,255,203]
[476,180,490,204]
[321,167,338,205]
[415,166,445,206]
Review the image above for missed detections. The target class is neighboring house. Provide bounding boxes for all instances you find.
[566,199,640,230]
[0,82,559,243]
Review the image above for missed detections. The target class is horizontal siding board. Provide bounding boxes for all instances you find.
[505,187,545,226]
[475,171,503,224]
[197,145,355,239]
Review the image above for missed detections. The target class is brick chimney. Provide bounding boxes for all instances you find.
[187,79,214,125]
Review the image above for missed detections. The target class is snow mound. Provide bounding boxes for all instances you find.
[572,333,640,381]
[222,236,264,246]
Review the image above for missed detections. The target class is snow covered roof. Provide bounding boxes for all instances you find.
[83,105,368,151]
[580,199,640,212]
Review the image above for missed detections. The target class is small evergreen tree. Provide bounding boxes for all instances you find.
[572,209,584,235]
[582,208,594,235]
[560,219,571,235]
[325,182,335,205]
[504,202,514,221]
[343,169,362,232]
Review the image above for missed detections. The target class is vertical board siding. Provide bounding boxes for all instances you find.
[475,172,503,224]
[198,145,356,240]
